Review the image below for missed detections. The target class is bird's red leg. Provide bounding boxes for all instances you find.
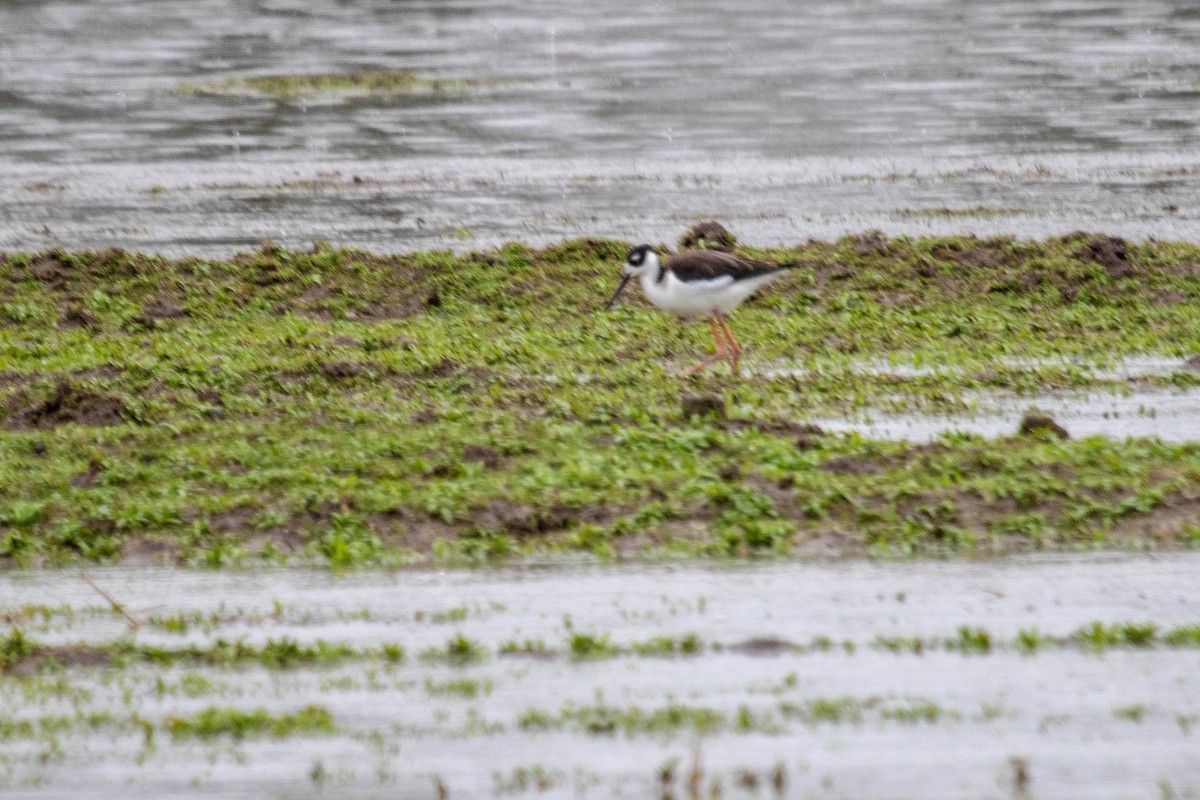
[677,315,729,377]
[713,312,742,375]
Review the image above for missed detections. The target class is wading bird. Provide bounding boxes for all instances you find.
[606,244,792,376]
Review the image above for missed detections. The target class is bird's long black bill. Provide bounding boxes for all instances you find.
[605,274,633,310]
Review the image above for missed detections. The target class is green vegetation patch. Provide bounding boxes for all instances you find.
[0,630,403,674]
[166,704,334,739]
[1,235,1199,566]
[180,70,499,99]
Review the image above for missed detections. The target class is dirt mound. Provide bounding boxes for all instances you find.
[679,220,737,252]
[4,382,127,429]
[1075,234,1135,279]
[850,230,892,257]
[1017,410,1069,440]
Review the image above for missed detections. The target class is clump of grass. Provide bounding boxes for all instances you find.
[946,626,992,654]
[425,677,491,697]
[498,638,551,656]
[421,633,486,665]
[780,697,867,724]
[630,634,703,656]
[1077,621,1159,651]
[0,628,33,669]
[1164,625,1200,646]
[179,70,493,99]
[568,632,619,660]
[166,705,334,739]
[1015,628,1051,654]
[882,701,946,723]
[1113,703,1147,722]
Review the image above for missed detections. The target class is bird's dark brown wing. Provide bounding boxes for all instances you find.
[663,251,790,283]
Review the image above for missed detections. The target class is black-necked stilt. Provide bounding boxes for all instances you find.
[606,244,792,376]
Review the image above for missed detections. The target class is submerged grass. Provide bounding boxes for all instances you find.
[179,70,497,99]
[1,235,1199,566]
[166,705,335,739]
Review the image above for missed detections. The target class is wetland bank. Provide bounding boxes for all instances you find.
[1,233,1199,566]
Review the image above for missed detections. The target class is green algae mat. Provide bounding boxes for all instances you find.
[1,234,1199,566]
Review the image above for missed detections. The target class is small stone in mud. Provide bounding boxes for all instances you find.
[679,220,736,252]
[681,393,725,420]
[1017,410,1069,440]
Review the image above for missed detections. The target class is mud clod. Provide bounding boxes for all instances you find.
[4,382,127,430]
[461,444,502,469]
[793,424,827,451]
[819,455,884,476]
[1077,234,1135,279]
[679,220,737,252]
[681,394,725,420]
[728,637,795,656]
[1017,410,1070,440]
[141,301,188,321]
[851,230,891,257]
[318,360,364,380]
[58,305,101,330]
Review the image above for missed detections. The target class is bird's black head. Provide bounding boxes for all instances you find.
[625,244,657,270]
[606,244,659,310]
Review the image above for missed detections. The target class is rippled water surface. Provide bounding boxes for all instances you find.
[3,0,1200,252]
[3,556,1200,799]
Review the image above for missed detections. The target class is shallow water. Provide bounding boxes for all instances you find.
[2,556,1199,798]
[3,1,1200,253]
[774,355,1200,442]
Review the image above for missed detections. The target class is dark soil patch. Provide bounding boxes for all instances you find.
[1184,355,1200,373]
[850,230,891,257]
[681,393,725,419]
[119,536,183,566]
[317,360,365,380]
[28,255,69,288]
[818,455,887,476]
[4,382,127,429]
[57,304,101,330]
[461,444,502,469]
[142,300,188,321]
[727,637,796,656]
[69,458,105,489]
[1076,234,1136,279]
[941,238,1015,270]
[468,500,581,535]
[6,644,113,676]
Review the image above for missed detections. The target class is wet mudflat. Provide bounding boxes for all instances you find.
[1,555,1199,799]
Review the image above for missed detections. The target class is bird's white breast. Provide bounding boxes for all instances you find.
[640,269,782,318]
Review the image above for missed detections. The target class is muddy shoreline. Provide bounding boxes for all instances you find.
[0,235,1197,567]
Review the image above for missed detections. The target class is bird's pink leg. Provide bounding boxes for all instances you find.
[713,311,742,375]
[677,316,730,377]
